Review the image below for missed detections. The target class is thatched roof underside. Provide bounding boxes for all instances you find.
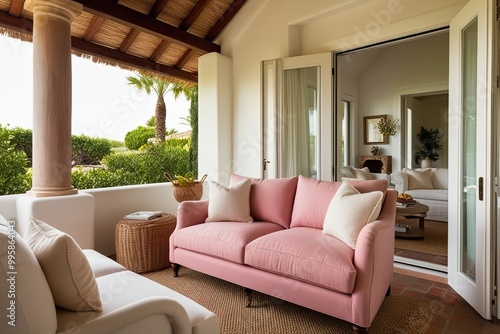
[0,0,247,85]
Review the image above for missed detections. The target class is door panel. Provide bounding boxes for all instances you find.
[262,53,332,180]
[448,0,493,319]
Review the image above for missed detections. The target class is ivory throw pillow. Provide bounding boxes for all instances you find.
[353,167,375,180]
[206,179,253,222]
[323,182,384,249]
[404,168,433,190]
[25,218,102,312]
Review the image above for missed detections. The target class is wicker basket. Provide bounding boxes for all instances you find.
[115,213,176,273]
[165,173,207,202]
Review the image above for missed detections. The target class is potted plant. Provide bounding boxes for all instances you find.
[377,117,399,137]
[414,127,443,167]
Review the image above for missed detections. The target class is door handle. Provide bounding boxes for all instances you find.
[478,177,483,201]
[463,185,476,192]
[262,159,270,171]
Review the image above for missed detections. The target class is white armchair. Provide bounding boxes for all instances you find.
[0,215,220,334]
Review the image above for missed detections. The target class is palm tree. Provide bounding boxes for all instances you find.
[126,74,192,142]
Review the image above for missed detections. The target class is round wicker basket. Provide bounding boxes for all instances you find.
[165,173,207,202]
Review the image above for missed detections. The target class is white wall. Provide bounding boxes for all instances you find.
[356,32,449,170]
[204,0,467,177]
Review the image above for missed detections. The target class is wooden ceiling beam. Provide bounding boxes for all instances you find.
[149,0,169,19]
[73,0,220,53]
[83,16,104,41]
[0,12,197,83]
[8,0,24,17]
[71,38,198,83]
[119,28,140,52]
[205,0,247,41]
[179,0,210,31]
[175,49,195,70]
[149,40,171,62]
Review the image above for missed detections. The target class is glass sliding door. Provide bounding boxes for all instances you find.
[448,0,493,319]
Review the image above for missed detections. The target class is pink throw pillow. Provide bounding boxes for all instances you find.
[230,174,298,228]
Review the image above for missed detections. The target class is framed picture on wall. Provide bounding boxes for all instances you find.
[364,115,388,144]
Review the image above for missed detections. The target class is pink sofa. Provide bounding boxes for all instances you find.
[170,175,397,332]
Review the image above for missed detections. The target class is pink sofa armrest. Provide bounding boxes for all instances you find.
[176,200,209,230]
[351,189,396,327]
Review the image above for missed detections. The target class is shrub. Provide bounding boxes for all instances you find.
[72,167,136,189]
[164,137,189,149]
[124,126,155,150]
[103,143,189,184]
[7,126,33,165]
[0,126,31,195]
[72,134,112,165]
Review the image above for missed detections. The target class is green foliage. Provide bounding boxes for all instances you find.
[415,127,443,164]
[72,134,112,165]
[164,138,189,149]
[146,116,156,127]
[102,143,190,184]
[71,167,136,189]
[0,125,31,195]
[124,126,155,150]
[189,85,198,176]
[6,126,33,165]
[108,139,125,148]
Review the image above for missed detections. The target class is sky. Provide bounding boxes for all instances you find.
[0,35,191,142]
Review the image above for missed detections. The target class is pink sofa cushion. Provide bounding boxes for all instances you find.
[173,222,284,264]
[230,174,298,228]
[245,227,356,293]
[290,176,388,229]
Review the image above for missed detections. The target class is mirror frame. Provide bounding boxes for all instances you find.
[363,115,388,144]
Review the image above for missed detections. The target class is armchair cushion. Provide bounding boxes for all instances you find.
[403,168,433,190]
[323,182,384,249]
[0,222,57,334]
[24,218,102,312]
[206,179,253,223]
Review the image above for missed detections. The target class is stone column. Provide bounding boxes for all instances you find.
[25,0,82,197]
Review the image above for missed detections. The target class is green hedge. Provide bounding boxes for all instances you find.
[124,126,155,150]
[0,126,31,195]
[72,134,112,165]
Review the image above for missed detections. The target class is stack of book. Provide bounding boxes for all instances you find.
[124,211,163,220]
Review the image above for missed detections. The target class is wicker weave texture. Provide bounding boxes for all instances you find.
[115,213,176,273]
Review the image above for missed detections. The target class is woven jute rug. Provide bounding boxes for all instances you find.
[394,219,448,257]
[144,268,439,334]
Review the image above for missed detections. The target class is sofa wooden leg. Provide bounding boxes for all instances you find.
[386,285,391,296]
[172,263,180,277]
[244,288,253,307]
[352,325,369,333]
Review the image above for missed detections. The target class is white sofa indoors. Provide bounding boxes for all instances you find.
[0,214,219,334]
[390,168,448,222]
[341,166,391,183]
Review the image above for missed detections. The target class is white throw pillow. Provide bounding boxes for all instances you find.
[206,179,253,222]
[323,182,384,249]
[404,168,433,190]
[353,167,375,180]
[24,218,102,312]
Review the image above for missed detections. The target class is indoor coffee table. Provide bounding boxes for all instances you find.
[395,202,429,239]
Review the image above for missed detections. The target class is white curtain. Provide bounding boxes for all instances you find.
[281,68,310,177]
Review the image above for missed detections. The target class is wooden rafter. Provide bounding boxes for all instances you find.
[119,29,140,53]
[73,0,220,53]
[0,11,197,83]
[8,0,24,17]
[179,0,210,31]
[149,39,171,62]
[206,0,247,41]
[83,16,104,42]
[149,0,169,18]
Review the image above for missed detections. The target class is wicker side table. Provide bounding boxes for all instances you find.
[115,213,176,273]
